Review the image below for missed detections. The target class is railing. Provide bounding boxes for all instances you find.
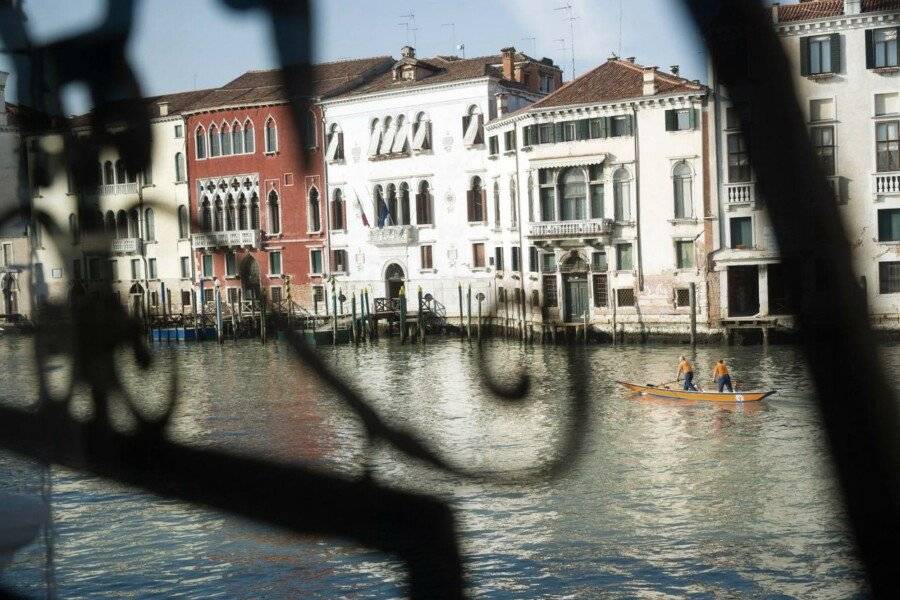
[724,181,755,205]
[527,219,614,239]
[373,297,401,313]
[94,182,139,196]
[368,225,417,247]
[191,229,262,250]
[873,171,900,195]
[109,237,143,254]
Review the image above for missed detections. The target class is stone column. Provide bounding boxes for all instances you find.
[758,264,769,317]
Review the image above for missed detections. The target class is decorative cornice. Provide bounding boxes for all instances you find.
[776,11,899,36]
[321,76,497,107]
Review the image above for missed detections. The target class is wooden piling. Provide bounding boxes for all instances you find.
[466,285,472,339]
[476,292,484,342]
[260,290,267,343]
[458,283,464,337]
[351,293,358,343]
[417,286,424,343]
[331,284,338,346]
[214,285,223,344]
[399,286,407,342]
[689,282,697,347]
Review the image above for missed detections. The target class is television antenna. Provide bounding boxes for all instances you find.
[398,13,417,47]
[520,36,536,56]
[555,3,578,79]
[441,22,456,54]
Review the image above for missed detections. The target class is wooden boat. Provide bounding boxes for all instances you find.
[616,381,775,403]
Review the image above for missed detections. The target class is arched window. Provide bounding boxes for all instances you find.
[201,198,212,232]
[232,121,244,154]
[393,115,407,154]
[105,210,116,235]
[238,195,248,229]
[368,118,382,156]
[463,105,484,146]
[175,152,186,183]
[303,111,316,149]
[268,190,281,234]
[415,180,433,225]
[493,181,501,225]
[69,213,79,245]
[673,162,694,219]
[326,123,343,161]
[144,208,155,241]
[308,188,320,231]
[265,118,277,153]
[373,184,385,224]
[114,159,126,184]
[195,126,207,159]
[221,123,232,155]
[128,209,140,238]
[116,210,128,238]
[209,124,220,157]
[331,189,345,230]
[559,168,587,221]
[613,167,632,222]
[250,193,260,229]
[509,178,518,227]
[244,120,255,153]
[412,111,431,151]
[386,183,398,226]
[177,205,189,238]
[379,116,393,155]
[102,161,114,185]
[214,199,224,231]
[225,195,236,231]
[398,182,410,225]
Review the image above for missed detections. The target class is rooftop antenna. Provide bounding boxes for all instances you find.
[457,43,466,58]
[441,23,457,54]
[618,0,623,56]
[555,3,578,79]
[520,36,536,57]
[399,13,417,47]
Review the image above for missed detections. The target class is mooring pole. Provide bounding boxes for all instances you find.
[365,287,373,340]
[612,289,618,345]
[458,283,464,337]
[417,286,424,343]
[198,279,206,341]
[191,283,199,342]
[214,282,223,344]
[331,281,338,346]
[466,284,472,339]
[399,286,407,342]
[351,293,358,343]
[260,290,267,343]
[476,291,484,342]
[504,292,510,339]
[689,282,697,347]
[584,307,589,345]
[231,300,237,341]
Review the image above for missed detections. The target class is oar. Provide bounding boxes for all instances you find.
[647,379,681,388]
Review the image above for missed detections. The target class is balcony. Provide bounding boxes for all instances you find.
[527,219,614,241]
[109,237,143,254]
[368,225,418,247]
[94,183,139,196]
[191,229,261,250]
[724,182,756,209]
[873,171,900,196]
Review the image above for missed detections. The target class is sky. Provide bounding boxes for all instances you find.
[0,0,715,114]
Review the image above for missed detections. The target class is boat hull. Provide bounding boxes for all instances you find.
[616,381,774,403]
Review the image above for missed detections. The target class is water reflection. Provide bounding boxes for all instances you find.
[0,335,880,598]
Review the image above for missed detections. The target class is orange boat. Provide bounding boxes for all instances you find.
[616,381,775,403]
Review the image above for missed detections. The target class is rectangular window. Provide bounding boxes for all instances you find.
[203,288,214,304]
[879,261,900,294]
[225,252,236,277]
[593,273,608,307]
[675,240,695,269]
[590,183,604,220]
[181,290,192,306]
[868,27,899,69]
[331,249,348,273]
[174,124,183,138]
[504,130,515,151]
[542,275,558,307]
[616,288,636,307]
[610,115,632,137]
[269,251,282,275]
[725,105,749,130]
[270,286,283,304]
[1,243,12,267]
[227,288,240,304]
[727,133,751,182]
[810,98,835,122]
[150,291,159,307]
[488,135,499,156]
[675,288,691,308]
[88,257,101,280]
[420,245,433,269]
[310,249,323,274]
[472,243,485,268]
[131,258,142,280]
[588,117,608,139]
[511,246,520,272]
[148,258,157,280]
[811,126,836,175]
[529,246,539,272]
[730,217,753,249]
[616,244,633,271]
[202,254,213,278]
[538,123,554,144]
[541,252,556,273]
[494,246,504,271]
[802,34,839,75]
[467,187,486,222]
[665,108,695,131]
[313,285,325,305]
[180,256,190,279]
[876,121,900,172]
[878,209,900,242]
[109,259,118,281]
[592,251,607,272]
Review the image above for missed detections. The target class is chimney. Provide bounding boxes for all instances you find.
[844,0,861,15]
[495,92,509,116]
[157,101,169,116]
[501,47,516,81]
[626,56,636,63]
[771,3,780,24]
[670,65,680,76]
[642,66,658,96]
[401,45,416,59]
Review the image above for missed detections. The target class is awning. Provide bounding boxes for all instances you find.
[529,153,607,170]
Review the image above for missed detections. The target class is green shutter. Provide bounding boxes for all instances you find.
[829,33,841,73]
[865,29,875,69]
[555,122,564,143]
[624,115,633,136]
[577,119,589,140]
[691,109,699,130]
[800,37,810,76]
[601,117,610,138]
[665,110,676,131]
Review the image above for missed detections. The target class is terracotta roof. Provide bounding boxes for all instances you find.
[526,58,704,110]
[336,53,536,98]
[68,88,215,128]
[187,56,394,111]
[776,0,900,23]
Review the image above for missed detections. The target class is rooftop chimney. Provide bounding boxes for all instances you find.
[501,47,516,81]
[771,3,780,24]
[642,66,658,96]
[670,65,680,76]
[844,0,861,15]
[495,92,509,117]
[157,102,169,117]
[401,45,416,59]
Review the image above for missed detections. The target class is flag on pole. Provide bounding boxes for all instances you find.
[352,188,370,227]
[377,200,392,228]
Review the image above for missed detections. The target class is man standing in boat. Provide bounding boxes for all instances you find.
[676,355,699,391]
[713,359,734,392]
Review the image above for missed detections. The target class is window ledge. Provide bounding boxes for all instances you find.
[468,221,488,226]
[471,267,487,272]
[175,180,187,185]
[369,152,412,162]
[411,148,433,155]
[307,230,323,235]
[269,273,283,278]
[669,218,699,225]
[503,150,516,156]
[875,239,900,245]
[416,223,435,229]
[487,154,499,160]
[805,73,835,81]
[330,228,347,234]
[872,66,900,75]
[419,268,436,274]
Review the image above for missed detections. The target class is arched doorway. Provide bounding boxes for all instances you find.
[129,283,144,318]
[240,255,261,302]
[385,263,405,300]
[560,251,589,322]
[1,273,17,317]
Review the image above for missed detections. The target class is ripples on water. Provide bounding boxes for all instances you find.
[2,334,891,599]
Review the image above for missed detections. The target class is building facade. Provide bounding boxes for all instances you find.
[711,0,900,329]
[320,46,562,316]
[485,58,716,336]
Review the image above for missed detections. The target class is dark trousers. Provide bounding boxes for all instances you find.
[717,375,733,392]
[683,371,697,391]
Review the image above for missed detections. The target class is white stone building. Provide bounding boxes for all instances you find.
[28,91,209,316]
[484,58,716,337]
[711,0,900,329]
[320,47,562,316]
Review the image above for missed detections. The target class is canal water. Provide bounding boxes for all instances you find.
[2,335,893,598]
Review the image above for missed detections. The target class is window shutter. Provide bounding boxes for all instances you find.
[865,29,875,69]
[481,189,487,222]
[624,115,633,136]
[601,117,610,138]
[467,190,475,221]
[691,109,699,130]
[895,27,900,67]
[665,110,676,131]
[800,37,810,76]
[554,122,564,142]
[829,33,841,73]
[577,119,589,140]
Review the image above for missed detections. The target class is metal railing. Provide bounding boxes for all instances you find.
[527,219,614,238]
[109,237,143,254]
[368,225,418,246]
[191,229,261,250]
[94,182,139,196]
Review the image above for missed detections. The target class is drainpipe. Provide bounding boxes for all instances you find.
[630,103,644,291]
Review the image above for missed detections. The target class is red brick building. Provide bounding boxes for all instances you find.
[184,57,392,309]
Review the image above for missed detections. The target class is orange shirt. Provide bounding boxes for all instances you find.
[713,363,729,378]
[678,359,693,374]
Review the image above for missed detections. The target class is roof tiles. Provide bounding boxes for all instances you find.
[777,0,900,23]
